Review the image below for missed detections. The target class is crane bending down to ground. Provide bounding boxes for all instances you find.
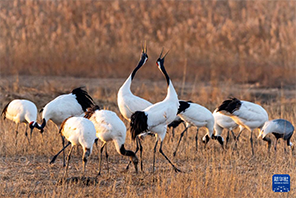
[1,99,42,144]
[217,98,268,155]
[39,87,95,166]
[84,105,138,175]
[50,116,97,179]
[258,119,294,153]
[173,100,223,157]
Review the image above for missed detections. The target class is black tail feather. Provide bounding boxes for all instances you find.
[72,87,95,111]
[217,98,241,114]
[1,101,11,120]
[130,111,148,140]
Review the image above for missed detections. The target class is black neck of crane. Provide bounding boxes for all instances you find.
[131,56,146,80]
[160,63,170,86]
[120,145,136,157]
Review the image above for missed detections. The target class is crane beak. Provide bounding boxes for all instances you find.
[159,48,164,58]
[30,127,34,138]
[142,41,147,53]
[163,50,170,59]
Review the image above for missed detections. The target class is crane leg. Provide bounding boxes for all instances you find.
[152,139,159,173]
[250,130,254,155]
[137,137,143,171]
[159,141,181,173]
[97,142,106,176]
[82,148,90,177]
[61,136,66,167]
[94,138,99,151]
[274,139,278,161]
[274,139,278,151]
[237,130,243,141]
[169,128,175,143]
[24,125,30,144]
[195,129,198,151]
[50,142,71,164]
[225,130,230,148]
[63,146,74,180]
[173,127,189,157]
[15,123,19,146]
[234,130,243,150]
[172,128,175,139]
[231,130,237,141]
[105,144,109,174]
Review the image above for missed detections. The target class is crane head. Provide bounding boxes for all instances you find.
[140,43,148,65]
[156,48,169,68]
[29,121,41,136]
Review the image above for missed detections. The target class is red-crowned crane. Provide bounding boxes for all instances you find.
[49,116,97,179]
[117,46,153,170]
[130,49,181,173]
[173,100,222,157]
[117,46,151,121]
[258,119,294,152]
[84,105,138,175]
[217,98,268,155]
[1,99,41,144]
[39,87,95,166]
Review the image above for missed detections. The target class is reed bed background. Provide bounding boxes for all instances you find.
[0,0,296,87]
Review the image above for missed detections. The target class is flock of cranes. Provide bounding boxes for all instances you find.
[1,46,295,179]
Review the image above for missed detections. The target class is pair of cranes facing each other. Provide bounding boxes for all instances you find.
[118,47,228,172]
[118,47,182,172]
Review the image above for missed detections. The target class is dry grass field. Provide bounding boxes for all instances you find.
[1,0,296,197]
[0,75,296,197]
